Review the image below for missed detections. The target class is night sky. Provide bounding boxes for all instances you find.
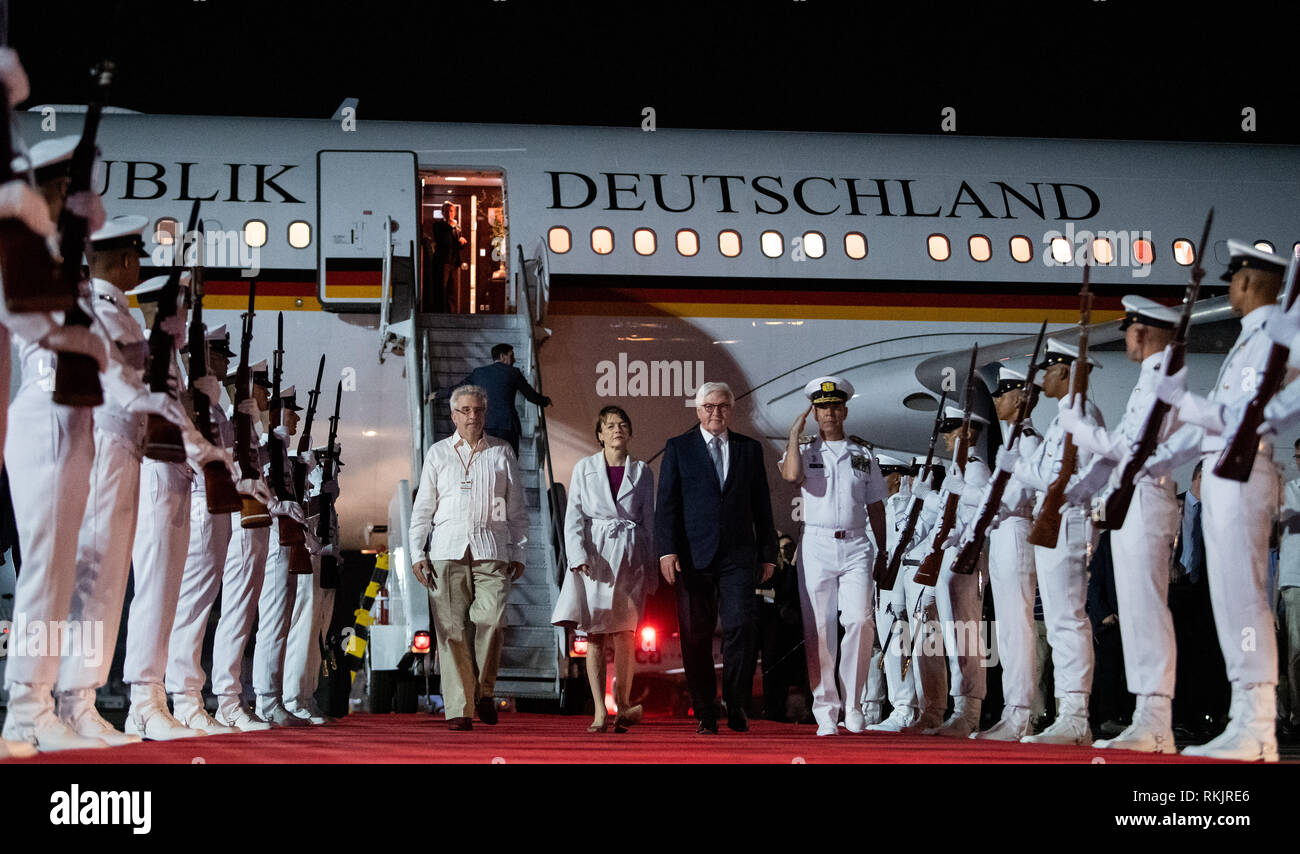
[11,0,1300,144]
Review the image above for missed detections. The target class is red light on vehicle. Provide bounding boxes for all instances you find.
[411,631,431,654]
[639,626,657,653]
[571,635,589,657]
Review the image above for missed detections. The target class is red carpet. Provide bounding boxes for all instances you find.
[0,714,1261,764]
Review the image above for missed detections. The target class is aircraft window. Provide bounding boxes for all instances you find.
[1009,235,1033,263]
[927,234,950,262]
[844,232,868,259]
[761,230,783,259]
[676,229,699,256]
[633,228,656,255]
[244,220,267,249]
[1172,239,1195,266]
[802,232,825,259]
[968,235,991,262]
[1133,238,1154,266]
[287,221,311,249]
[1092,237,1113,265]
[718,230,742,257]
[1254,240,1275,254]
[548,226,571,254]
[154,217,179,246]
[591,227,614,255]
[1049,237,1073,264]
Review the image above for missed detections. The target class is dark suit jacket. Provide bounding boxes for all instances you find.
[452,361,547,434]
[655,427,778,572]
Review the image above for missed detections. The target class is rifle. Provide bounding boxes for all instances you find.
[142,199,201,463]
[234,283,271,528]
[914,345,979,586]
[52,62,116,407]
[294,354,326,499]
[186,216,241,514]
[1028,266,1093,547]
[268,312,312,573]
[876,390,947,590]
[1214,242,1300,481]
[1099,210,1215,522]
[953,320,1048,573]
[318,381,343,588]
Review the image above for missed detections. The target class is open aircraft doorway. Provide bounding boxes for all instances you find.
[420,169,507,314]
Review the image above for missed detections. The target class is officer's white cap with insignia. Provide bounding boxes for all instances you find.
[10,135,78,181]
[281,385,302,411]
[1119,295,1178,330]
[205,323,237,357]
[803,375,854,404]
[940,404,989,428]
[994,365,1028,396]
[91,215,150,257]
[876,454,909,472]
[1221,239,1286,283]
[125,271,191,301]
[1040,337,1100,369]
[249,358,273,388]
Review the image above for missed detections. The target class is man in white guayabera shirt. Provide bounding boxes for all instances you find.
[409,384,527,731]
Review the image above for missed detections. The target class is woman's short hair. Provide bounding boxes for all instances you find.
[595,405,632,446]
[694,381,734,407]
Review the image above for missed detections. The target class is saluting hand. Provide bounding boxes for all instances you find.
[790,405,813,438]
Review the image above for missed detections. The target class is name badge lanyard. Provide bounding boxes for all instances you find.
[456,442,479,492]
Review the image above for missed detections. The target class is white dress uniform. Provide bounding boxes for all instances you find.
[283,459,339,722]
[1013,338,1104,745]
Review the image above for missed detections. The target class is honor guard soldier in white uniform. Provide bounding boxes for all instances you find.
[1147,240,1291,761]
[1057,296,1182,752]
[869,456,948,733]
[165,324,242,734]
[780,376,888,735]
[908,405,991,737]
[1009,338,1104,745]
[975,366,1042,741]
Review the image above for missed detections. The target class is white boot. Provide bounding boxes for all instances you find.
[56,687,142,746]
[1,683,108,751]
[125,683,206,741]
[843,707,868,733]
[256,695,311,728]
[214,697,272,732]
[868,704,918,733]
[284,698,330,725]
[171,692,239,735]
[1021,693,1091,745]
[1182,684,1279,762]
[859,701,884,727]
[927,696,982,738]
[0,737,39,759]
[976,704,1031,741]
[900,706,946,734]
[1095,695,1175,754]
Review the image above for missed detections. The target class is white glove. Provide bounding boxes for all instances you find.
[125,390,186,426]
[183,425,236,476]
[994,445,1019,474]
[0,48,31,106]
[318,544,340,559]
[1153,354,1187,407]
[269,499,306,525]
[64,190,106,234]
[39,325,108,371]
[237,398,259,417]
[911,478,933,500]
[1140,455,1174,480]
[944,469,966,496]
[1266,305,1300,348]
[193,374,224,403]
[1057,397,1084,435]
[0,179,54,237]
[236,478,274,506]
[159,313,187,340]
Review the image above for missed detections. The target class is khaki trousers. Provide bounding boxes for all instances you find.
[430,548,511,719]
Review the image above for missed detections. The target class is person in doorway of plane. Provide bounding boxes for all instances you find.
[552,405,656,733]
[431,201,467,309]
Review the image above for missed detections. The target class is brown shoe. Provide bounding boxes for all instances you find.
[447,717,473,731]
[476,697,499,726]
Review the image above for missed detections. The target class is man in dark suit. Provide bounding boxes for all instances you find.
[430,201,466,311]
[657,381,778,733]
[449,344,551,457]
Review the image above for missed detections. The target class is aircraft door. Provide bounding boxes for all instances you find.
[317,150,419,309]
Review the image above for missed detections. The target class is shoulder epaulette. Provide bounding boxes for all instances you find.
[1022,427,1038,438]
[849,434,871,447]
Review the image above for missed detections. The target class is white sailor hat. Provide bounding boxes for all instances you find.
[876,454,909,473]
[993,365,1028,396]
[205,323,237,358]
[281,385,303,411]
[10,135,78,182]
[1119,295,1178,330]
[939,404,989,432]
[91,215,149,257]
[1221,239,1287,282]
[1039,338,1100,369]
[125,271,191,301]
[250,359,273,388]
[803,375,854,405]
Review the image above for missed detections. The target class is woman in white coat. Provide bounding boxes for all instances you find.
[552,406,656,732]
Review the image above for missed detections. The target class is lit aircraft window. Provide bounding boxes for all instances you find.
[676,229,699,256]
[1254,240,1275,254]
[761,230,783,258]
[718,230,741,257]
[244,220,267,248]
[591,227,613,255]
[633,228,656,255]
[1133,238,1154,265]
[287,221,311,249]
[969,235,991,262]
[1172,239,1195,266]
[844,232,868,259]
[1009,235,1033,263]
[154,217,179,246]
[802,232,825,259]
[1050,237,1072,265]
[927,234,950,261]
[1092,237,1113,265]
[548,226,571,254]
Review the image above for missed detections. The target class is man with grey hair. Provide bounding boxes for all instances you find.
[409,384,528,730]
[657,381,778,734]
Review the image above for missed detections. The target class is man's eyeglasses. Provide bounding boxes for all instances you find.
[700,403,732,414]
[453,407,486,416]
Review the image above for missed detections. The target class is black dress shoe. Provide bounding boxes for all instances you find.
[476,697,499,726]
[696,720,718,735]
[447,717,473,731]
[727,711,749,733]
